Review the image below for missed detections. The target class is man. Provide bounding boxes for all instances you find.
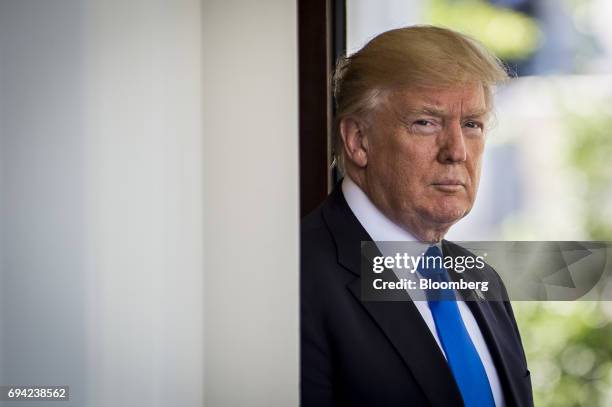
[301,26,533,407]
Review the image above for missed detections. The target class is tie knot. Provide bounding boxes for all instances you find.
[419,245,446,278]
[425,245,443,258]
[418,245,455,301]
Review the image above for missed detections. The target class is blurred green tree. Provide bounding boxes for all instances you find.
[426,0,540,61]
[514,110,612,406]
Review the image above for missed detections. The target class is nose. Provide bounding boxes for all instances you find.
[437,121,466,164]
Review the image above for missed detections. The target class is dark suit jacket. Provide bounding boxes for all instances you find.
[301,185,534,407]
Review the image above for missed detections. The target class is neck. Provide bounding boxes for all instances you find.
[401,219,450,243]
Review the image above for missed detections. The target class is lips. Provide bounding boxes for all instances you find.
[431,179,465,192]
[432,179,465,186]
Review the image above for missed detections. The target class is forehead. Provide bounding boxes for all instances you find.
[388,84,488,115]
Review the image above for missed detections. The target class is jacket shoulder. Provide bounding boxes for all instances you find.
[301,203,336,268]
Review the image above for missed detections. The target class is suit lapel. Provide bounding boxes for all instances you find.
[465,299,524,407]
[346,280,464,407]
[322,185,464,407]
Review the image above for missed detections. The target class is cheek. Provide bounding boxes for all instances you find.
[467,141,485,185]
[472,161,483,188]
[386,141,437,191]
[392,149,429,183]
[391,155,433,206]
[371,149,428,204]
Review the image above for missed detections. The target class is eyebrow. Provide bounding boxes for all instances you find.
[405,106,489,119]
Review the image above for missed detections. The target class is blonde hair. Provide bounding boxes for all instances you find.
[332,25,509,169]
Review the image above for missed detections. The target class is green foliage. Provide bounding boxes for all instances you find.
[513,109,612,406]
[566,110,612,240]
[514,302,612,406]
[426,0,541,61]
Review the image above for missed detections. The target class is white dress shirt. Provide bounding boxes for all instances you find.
[342,176,505,407]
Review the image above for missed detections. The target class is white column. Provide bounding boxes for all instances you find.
[0,1,93,405]
[1,0,299,406]
[1,0,205,406]
[82,1,204,406]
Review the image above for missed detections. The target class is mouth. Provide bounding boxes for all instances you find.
[430,180,465,193]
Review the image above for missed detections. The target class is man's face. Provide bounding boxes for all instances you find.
[359,84,488,241]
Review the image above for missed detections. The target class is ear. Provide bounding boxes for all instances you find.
[339,117,368,168]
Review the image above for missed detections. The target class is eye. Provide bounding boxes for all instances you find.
[464,120,483,129]
[410,119,440,135]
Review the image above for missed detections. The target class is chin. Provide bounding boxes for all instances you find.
[428,213,463,226]
[424,201,470,225]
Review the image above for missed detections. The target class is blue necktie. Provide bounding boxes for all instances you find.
[418,245,495,407]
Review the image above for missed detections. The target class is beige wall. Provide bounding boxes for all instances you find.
[201,1,299,405]
[202,0,299,406]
